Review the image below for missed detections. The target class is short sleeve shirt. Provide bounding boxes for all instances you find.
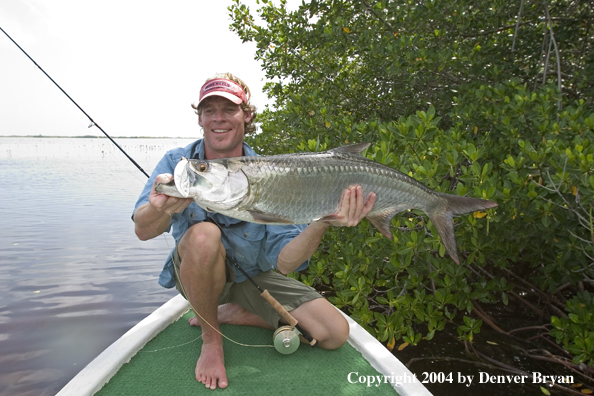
[132,139,309,288]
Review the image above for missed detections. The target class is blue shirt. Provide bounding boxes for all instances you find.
[133,139,309,288]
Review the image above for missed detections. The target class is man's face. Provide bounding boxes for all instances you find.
[198,96,251,159]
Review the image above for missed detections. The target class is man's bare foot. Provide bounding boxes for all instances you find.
[188,303,275,390]
[189,303,273,329]
[195,340,227,389]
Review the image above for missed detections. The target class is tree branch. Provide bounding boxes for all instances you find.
[473,346,587,396]
[543,34,553,85]
[472,300,509,334]
[535,30,548,90]
[501,267,567,308]
[508,325,550,334]
[543,0,563,111]
[526,349,594,376]
[461,21,534,38]
[474,265,545,316]
[512,0,526,53]
[527,333,575,358]
[360,0,394,32]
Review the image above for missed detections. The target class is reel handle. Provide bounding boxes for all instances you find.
[260,289,317,347]
[260,290,298,327]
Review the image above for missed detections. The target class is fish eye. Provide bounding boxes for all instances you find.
[198,162,208,172]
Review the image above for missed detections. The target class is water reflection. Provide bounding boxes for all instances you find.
[0,137,194,396]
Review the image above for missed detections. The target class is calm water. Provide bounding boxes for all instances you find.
[0,137,195,396]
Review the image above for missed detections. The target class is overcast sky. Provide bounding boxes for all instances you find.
[1,0,290,138]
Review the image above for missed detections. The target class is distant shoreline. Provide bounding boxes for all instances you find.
[0,135,193,139]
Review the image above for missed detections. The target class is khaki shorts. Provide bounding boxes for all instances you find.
[172,246,322,329]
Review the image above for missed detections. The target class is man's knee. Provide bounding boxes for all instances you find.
[176,222,227,295]
[182,222,221,247]
[321,314,349,350]
[292,298,350,350]
[179,222,223,258]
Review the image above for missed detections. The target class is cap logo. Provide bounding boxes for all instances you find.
[198,78,247,105]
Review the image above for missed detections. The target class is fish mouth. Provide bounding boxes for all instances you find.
[174,157,191,197]
[155,178,180,196]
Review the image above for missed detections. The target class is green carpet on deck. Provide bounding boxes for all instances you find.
[95,311,399,395]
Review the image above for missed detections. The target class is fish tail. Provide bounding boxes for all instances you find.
[429,194,498,264]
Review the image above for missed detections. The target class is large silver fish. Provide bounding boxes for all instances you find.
[156,143,497,264]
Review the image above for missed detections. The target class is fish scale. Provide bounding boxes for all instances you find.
[235,152,446,224]
[156,143,498,264]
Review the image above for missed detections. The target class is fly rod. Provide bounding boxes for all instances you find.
[3,25,319,354]
[0,26,150,178]
[226,252,317,347]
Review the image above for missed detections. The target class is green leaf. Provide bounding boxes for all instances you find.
[502,292,509,306]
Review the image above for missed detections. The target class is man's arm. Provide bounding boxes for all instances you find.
[276,185,376,274]
[134,174,193,241]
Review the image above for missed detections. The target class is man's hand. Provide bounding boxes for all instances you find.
[149,174,193,216]
[323,185,376,227]
[277,185,376,274]
[134,174,193,241]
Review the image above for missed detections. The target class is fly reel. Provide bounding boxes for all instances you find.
[217,248,318,355]
[273,325,301,354]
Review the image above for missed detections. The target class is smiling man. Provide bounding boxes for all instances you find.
[132,73,375,390]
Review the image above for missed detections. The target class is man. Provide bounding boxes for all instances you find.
[132,73,376,390]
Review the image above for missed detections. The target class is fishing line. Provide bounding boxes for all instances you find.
[162,235,274,350]
[0,26,150,178]
[205,216,316,347]
[140,334,204,353]
[1,26,240,349]
[2,26,303,352]
[87,129,149,187]
[2,26,270,350]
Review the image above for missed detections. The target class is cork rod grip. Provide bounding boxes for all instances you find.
[260,289,298,328]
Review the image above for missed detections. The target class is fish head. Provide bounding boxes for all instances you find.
[173,157,224,198]
[172,157,248,210]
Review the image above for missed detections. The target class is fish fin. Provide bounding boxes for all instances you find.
[429,211,459,264]
[366,208,401,240]
[248,210,294,224]
[443,194,498,215]
[329,143,371,156]
[429,194,498,264]
[313,214,344,222]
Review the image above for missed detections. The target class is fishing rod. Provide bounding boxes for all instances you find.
[0,26,150,178]
[2,26,319,354]
[226,253,318,349]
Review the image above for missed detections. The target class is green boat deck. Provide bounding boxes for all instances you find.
[96,311,399,395]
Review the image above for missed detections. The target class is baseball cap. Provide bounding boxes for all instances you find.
[198,78,247,106]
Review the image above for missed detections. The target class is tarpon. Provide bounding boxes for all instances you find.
[156,143,497,263]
